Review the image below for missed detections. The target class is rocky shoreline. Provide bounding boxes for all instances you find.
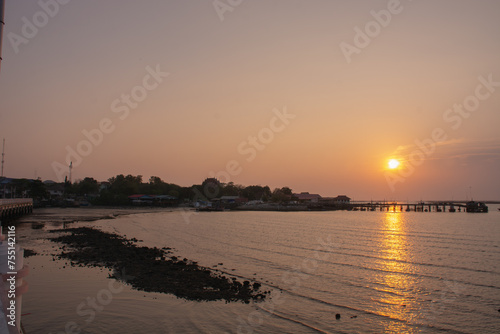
[49,227,268,303]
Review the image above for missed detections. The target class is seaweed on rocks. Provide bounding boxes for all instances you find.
[49,227,268,303]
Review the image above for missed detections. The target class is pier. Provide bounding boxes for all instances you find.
[0,198,33,221]
[350,201,488,213]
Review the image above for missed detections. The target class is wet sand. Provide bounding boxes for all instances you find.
[17,206,179,225]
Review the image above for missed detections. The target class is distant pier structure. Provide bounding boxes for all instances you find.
[0,199,33,222]
[350,201,488,213]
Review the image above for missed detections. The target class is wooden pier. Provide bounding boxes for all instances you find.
[0,198,33,221]
[350,201,488,213]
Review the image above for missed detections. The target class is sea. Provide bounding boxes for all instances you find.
[14,206,500,333]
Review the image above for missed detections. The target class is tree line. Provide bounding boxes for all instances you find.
[2,174,295,206]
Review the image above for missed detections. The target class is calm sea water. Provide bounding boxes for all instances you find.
[17,207,500,333]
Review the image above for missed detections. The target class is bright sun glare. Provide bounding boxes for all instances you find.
[388,159,400,169]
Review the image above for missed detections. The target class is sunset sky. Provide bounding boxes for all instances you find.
[1,0,499,200]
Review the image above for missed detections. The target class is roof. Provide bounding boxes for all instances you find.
[128,194,177,200]
[334,195,351,201]
[128,194,147,199]
[155,195,177,200]
[0,178,13,185]
[293,193,322,200]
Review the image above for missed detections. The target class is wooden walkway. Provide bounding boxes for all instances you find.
[0,199,33,221]
[350,201,485,212]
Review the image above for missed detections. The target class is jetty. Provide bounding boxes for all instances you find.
[349,201,488,213]
[0,199,33,221]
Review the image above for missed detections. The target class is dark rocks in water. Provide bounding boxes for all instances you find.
[49,227,266,303]
[24,249,38,257]
[335,313,341,320]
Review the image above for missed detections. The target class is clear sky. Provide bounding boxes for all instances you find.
[1,0,499,200]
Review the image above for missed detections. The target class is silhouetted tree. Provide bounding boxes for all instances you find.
[200,178,221,199]
[222,182,241,196]
[271,187,292,203]
[28,179,49,200]
[74,177,99,196]
[108,174,142,196]
[9,179,30,197]
[281,187,292,196]
[241,185,271,201]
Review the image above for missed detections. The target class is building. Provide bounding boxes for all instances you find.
[333,195,351,204]
[128,194,177,206]
[318,195,351,208]
[220,196,248,206]
[293,192,322,203]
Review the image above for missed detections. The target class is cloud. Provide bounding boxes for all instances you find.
[389,137,500,165]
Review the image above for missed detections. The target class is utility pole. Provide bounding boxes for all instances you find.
[1,138,4,177]
[1,1,5,176]
[69,161,73,184]
[0,0,5,72]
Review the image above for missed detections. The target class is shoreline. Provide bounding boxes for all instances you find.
[15,206,181,225]
[17,207,270,304]
[12,201,499,228]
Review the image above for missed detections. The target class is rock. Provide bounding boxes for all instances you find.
[335,313,341,320]
[24,249,38,257]
[49,227,267,303]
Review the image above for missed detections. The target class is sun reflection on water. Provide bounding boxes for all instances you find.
[375,213,419,333]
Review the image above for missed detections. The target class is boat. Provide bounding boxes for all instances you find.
[465,201,488,213]
[449,205,456,212]
[195,200,224,212]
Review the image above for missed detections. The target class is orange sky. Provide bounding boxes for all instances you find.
[1,0,499,200]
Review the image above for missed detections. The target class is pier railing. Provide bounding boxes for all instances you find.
[0,198,33,220]
[0,199,33,206]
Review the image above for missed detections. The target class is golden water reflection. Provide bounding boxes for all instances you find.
[375,213,419,333]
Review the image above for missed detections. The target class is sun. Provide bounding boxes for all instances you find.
[388,159,400,169]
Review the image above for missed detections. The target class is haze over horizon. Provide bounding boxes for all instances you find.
[1,0,499,201]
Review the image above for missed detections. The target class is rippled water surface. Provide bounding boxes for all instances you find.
[18,207,500,333]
